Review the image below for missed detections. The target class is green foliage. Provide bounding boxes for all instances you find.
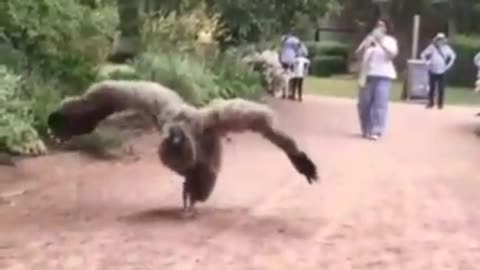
[151,0,346,45]
[209,49,264,100]
[96,64,140,81]
[136,5,263,105]
[133,52,217,105]
[141,2,225,53]
[1,0,294,157]
[0,66,47,155]
[133,49,263,105]
[192,0,332,47]
[305,41,350,59]
[306,41,350,77]
[1,0,118,91]
[0,0,121,156]
[311,55,347,77]
[448,34,480,87]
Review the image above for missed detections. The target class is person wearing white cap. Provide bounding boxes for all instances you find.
[420,32,456,109]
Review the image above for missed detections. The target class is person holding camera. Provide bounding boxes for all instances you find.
[355,18,398,141]
[420,33,456,109]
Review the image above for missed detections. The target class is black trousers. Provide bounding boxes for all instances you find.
[290,77,304,101]
[428,72,445,108]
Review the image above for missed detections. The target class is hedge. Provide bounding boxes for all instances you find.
[310,55,346,77]
[304,40,350,59]
[305,41,350,77]
[447,34,480,87]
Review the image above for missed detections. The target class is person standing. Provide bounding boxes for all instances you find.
[279,33,301,71]
[356,18,398,141]
[290,54,311,101]
[420,33,456,109]
[473,51,480,92]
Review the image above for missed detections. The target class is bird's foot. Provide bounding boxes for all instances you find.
[180,207,197,219]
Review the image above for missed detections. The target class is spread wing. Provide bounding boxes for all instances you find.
[201,98,318,184]
[47,80,184,140]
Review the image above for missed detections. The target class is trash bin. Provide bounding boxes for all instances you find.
[406,59,429,99]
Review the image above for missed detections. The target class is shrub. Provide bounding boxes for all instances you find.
[1,0,118,92]
[21,72,62,137]
[133,50,263,105]
[310,55,347,77]
[0,66,47,155]
[304,41,350,77]
[305,40,350,59]
[96,64,140,81]
[141,2,225,54]
[209,50,263,100]
[448,34,480,87]
[133,52,218,105]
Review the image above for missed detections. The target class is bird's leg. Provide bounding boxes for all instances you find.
[181,181,196,219]
[182,181,188,211]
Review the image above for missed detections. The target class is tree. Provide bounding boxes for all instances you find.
[108,0,141,63]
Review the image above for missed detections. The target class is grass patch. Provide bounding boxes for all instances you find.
[305,76,480,106]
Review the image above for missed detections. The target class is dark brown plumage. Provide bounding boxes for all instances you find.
[47,80,318,217]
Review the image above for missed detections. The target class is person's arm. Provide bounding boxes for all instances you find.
[305,59,311,75]
[444,46,456,71]
[474,52,480,67]
[420,45,433,61]
[358,47,373,87]
[354,35,375,57]
[375,36,398,59]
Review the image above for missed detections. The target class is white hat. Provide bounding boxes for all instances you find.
[434,32,447,40]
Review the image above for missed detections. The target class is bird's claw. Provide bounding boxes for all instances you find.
[181,207,197,219]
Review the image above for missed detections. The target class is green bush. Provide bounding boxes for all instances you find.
[304,41,350,77]
[96,64,140,81]
[133,50,263,105]
[209,50,263,100]
[311,55,347,77]
[1,0,118,92]
[0,1,267,156]
[0,0,122,156]
[133,52,218,105]
[305,40,350,59]
[0,66,47,155]
[448,34,480,87]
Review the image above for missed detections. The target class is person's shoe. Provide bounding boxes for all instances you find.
[367,134,380,141]
[426,104,434,109]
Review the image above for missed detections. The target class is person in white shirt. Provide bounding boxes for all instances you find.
[288,55,311,101]
[420,33,456,109]
[356,18,398,141]
[473,51,480,92]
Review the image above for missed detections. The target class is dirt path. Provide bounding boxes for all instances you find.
[1,95,480,269]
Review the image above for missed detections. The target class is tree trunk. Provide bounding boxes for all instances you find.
[108,0,141,63]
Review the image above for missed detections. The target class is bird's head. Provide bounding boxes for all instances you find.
[159,122,197,171]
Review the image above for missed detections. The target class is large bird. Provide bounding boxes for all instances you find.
[47,80,318,217]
